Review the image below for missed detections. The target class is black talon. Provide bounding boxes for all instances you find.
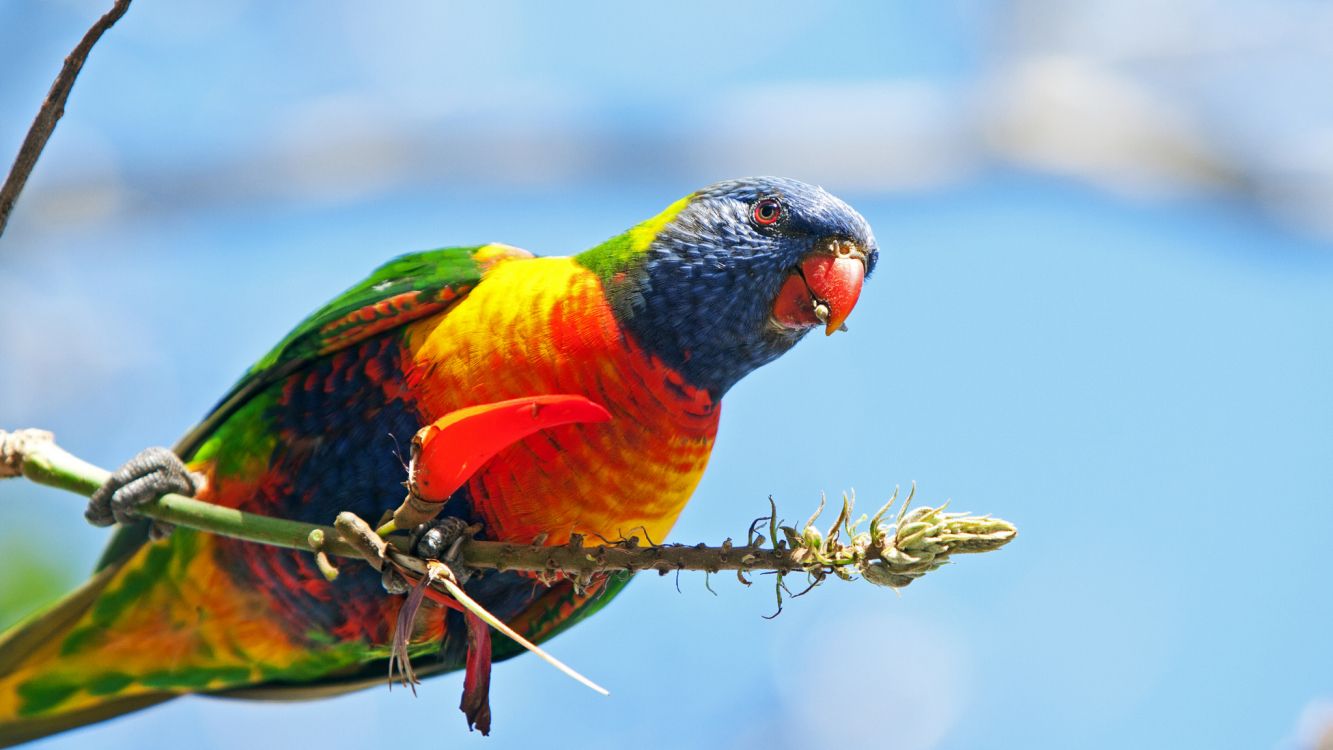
[411,516,472,561]
[86,447,201,537]
[378,517,478,595]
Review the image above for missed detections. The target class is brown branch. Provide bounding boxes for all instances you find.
[460,535,801,575]
[1,427,1017,591]
[0,0,132,238]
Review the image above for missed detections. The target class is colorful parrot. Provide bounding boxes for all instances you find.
[0,177,877,745]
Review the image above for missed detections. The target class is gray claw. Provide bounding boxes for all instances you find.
[379,517,477,595]
[86,447,200,537]
[412,516,472,561]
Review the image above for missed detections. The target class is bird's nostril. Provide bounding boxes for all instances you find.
[822,237,861,260]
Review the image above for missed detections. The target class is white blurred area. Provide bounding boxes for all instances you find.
[7,0,1333,240]
[989,0,1333,233]
[1290,698,1333,750]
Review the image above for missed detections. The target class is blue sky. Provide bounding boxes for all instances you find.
[1,2,1331,749]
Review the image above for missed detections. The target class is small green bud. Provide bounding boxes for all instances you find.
[802,525,824,550]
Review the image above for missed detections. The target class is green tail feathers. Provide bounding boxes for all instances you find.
[0,563,179,747]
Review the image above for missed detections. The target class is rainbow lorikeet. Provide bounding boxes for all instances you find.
[0,177,877,745]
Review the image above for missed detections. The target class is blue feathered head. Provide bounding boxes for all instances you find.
[579,177,878,396]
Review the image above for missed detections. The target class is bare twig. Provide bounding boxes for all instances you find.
[1,428,1016,590]
[0,0,132,238]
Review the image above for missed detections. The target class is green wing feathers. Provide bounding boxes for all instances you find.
[177,243,532,460]
[0,243,533,746]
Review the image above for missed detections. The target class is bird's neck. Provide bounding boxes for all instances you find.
[579,234,803,397]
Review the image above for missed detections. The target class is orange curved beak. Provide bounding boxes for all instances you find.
[800,251,866,335]
[772,237,868,335]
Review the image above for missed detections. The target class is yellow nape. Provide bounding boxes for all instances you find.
[627,194,692,253]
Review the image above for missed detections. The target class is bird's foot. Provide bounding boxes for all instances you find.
[380,516,478,594]
[86,447,200,539]
[411,516,475,562]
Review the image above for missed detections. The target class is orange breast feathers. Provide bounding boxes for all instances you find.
[402,256,721,546]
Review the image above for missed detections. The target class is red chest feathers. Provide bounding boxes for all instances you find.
[401,257,720,545]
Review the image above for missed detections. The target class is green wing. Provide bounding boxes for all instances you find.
[96,243,533,570]
[175,244,533,458]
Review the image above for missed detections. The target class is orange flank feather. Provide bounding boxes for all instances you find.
[410,395,612,504]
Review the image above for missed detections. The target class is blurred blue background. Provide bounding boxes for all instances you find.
[2,1,1332,748]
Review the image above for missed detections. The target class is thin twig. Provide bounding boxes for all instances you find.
[0,428,1016,584]
[427,561,610,696]
[0,0,132,238]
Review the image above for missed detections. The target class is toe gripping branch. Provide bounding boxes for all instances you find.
[85,446,201,538]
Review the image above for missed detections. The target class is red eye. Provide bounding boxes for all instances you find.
[752,198,782,226]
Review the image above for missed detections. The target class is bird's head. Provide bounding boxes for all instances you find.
[578,177,878,396]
